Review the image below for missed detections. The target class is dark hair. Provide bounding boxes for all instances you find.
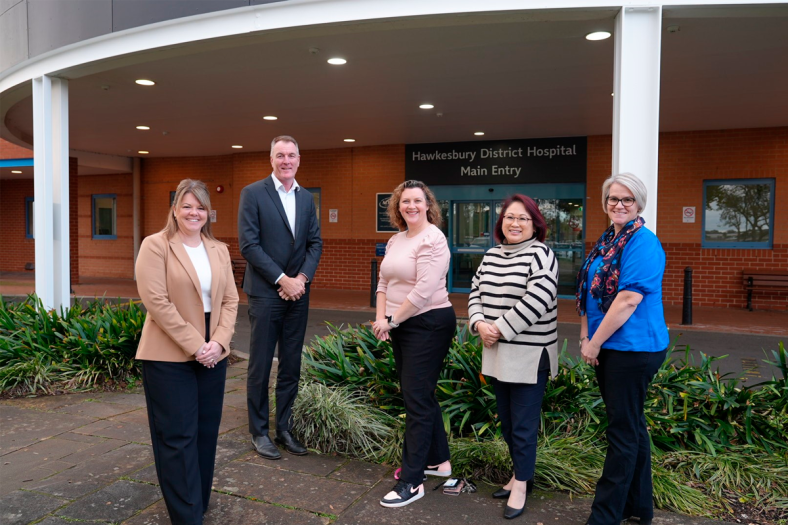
[387,180,442,230]
[494,194,547,244]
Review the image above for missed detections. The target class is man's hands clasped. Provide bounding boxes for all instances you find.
[278,274,307,301]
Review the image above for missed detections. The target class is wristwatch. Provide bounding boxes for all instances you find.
[579,336,588,349]
[386,315,400,328]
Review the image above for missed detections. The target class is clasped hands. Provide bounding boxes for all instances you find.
[580,337,601,367]
[277,274,307,301]
[476,321,501,347]
[371,318,391,342]
[196,340,223,368]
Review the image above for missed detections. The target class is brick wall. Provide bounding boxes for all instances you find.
[585,127,788,310]
[78,173,134,278]
[0,179,36,272]
[0,157,79,284]
[0,138,33,159]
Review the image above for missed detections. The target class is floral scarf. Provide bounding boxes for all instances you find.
[576,216,645,315]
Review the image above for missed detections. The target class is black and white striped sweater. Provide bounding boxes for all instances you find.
[468,238,559,383]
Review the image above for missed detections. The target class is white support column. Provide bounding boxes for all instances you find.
[612,6,662,232]
[32,75,70,311]
[133,157,141,278]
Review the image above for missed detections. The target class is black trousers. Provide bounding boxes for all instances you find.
[142,313,226,525]
[588,348,667,525]
[491,349,550,482]
[390,306,456,486]
[246,289,309,436]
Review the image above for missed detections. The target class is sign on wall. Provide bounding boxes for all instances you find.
[376,193,398,233]
[405,137,586,185]
[683,206,696,223]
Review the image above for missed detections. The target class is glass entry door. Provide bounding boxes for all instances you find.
[449,201,500,292]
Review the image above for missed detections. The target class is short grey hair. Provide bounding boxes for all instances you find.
[270,135,299,155]
[601,172,647,214]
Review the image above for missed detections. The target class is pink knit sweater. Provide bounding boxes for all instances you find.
[377,224,451,317]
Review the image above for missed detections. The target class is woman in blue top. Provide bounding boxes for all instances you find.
[577,172,669,525]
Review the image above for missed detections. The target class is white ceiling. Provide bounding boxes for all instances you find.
[2,5,788,176]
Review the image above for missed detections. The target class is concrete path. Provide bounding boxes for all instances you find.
[1,356,741,525]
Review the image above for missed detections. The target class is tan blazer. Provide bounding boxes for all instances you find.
[135,231,238,362]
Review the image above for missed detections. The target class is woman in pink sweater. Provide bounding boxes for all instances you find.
[373,180,456,508]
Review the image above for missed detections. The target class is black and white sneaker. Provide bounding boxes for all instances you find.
[380,480,424,508]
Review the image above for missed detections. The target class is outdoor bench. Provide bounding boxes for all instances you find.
[742,269,788,311]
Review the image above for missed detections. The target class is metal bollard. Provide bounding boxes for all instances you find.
[370,259,378,308]
[681,266,693,325]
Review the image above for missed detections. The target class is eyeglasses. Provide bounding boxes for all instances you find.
[503,215,531,224]
[606,196,636,207]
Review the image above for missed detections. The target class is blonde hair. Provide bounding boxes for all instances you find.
[601,172,647,214]
[387,180,442,231]
[162,179,219,241]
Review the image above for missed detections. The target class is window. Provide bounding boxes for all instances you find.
[304,187,321,226]
[703,179,774,249]
[25,197,34,238]
[92,194,117,239]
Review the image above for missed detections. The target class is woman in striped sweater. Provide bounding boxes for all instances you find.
[468,194,559,520]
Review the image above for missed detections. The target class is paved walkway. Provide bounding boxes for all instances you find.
[1,274,783,524]
[1,359,736,525]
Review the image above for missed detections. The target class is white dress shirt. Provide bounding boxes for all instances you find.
[270,173,308,285]
[271,172,299,236]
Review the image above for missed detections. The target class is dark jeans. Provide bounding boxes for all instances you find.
[491,349,550,482]
[142,311,226,525]
[588,348,667,525]
[390,306,456,486]
[246,289,310,436]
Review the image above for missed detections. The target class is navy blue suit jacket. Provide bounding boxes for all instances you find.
[238,176,323,298]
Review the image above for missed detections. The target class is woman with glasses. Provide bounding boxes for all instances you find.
[468,194,558,520]
[577,173,668,525]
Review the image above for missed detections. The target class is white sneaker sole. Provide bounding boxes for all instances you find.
[379,490,424,508]
[424,469,452,477]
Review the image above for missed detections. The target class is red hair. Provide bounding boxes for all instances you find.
[494,194,547,244]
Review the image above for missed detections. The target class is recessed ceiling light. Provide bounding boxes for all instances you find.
[138,150,149,154]
[232,145,243,149]
[263,116,278,121]
[586,31,611,41]
[327,58,347,65]
[136,125,150,130]
[343,139,355,142]
[419,104,434,109]
[135,79,155,86]
[11,170,22,174]
[474,132,485,136]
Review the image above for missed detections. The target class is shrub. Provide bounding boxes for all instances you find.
[0,295,144,395]
[300,323,788,518]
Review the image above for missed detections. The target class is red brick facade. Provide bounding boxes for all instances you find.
[3,129,786,309]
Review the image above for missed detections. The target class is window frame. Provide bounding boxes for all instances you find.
[92,193,118,240]
[25,197,34,239]
[303,187,321,227]
[702,178,775,249]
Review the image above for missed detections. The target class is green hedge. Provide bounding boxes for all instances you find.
[298,323,788,518]
[0,295,144,395]
[303,323,788,454]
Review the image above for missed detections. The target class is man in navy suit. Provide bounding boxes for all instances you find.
[238,135,322,459]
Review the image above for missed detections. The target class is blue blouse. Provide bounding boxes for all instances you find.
[584,227,669,353]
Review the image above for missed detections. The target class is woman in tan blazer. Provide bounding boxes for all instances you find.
[136,179,238,525]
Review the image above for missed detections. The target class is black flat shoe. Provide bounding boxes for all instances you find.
[251,434,281,460]
[275,430,308,455]
[492,478,533,499]
[622,519,652,525]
